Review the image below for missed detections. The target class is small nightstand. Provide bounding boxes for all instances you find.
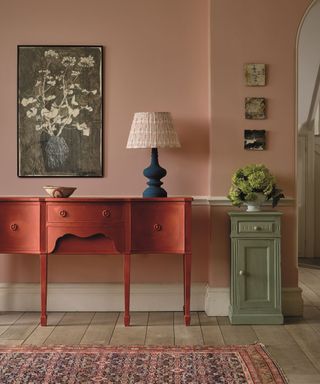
[228,211,283,324]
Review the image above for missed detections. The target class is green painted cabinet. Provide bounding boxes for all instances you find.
[228,212,283,324]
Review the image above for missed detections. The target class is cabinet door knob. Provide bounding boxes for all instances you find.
[59,210,67,217]
[253,226,262,231]
[239,270,246,276]
[10,223,18,231]
[154,224,162,231]
[102,209,111,218]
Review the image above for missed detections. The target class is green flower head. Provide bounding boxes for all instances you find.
[227,164,284,208]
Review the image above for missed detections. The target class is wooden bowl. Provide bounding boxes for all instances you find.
[43,186,77,198]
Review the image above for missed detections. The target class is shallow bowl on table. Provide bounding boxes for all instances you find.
[43,186,77,198]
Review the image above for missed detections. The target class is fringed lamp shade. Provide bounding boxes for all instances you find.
[126,112,180,148]
[126,112,181,197]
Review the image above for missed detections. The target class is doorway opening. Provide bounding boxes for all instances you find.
[297,0,320,268]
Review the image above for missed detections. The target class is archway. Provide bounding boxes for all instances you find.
[297,0,320,266]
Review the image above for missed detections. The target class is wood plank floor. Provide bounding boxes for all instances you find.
[0,267,320,383]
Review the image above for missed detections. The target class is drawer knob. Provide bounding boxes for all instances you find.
[102,209,111,218]
[10,223,18,231]
[154,224,162,231]
[239,270,246,276]
[253,226,262,231]
[59,210,67,217]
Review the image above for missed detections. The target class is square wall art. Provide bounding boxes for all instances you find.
[244,130,266,151]
[18,45,103,177]
[244,63,266,86]
[245,97,266,120]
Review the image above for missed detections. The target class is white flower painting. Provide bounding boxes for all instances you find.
[18,46,103,177]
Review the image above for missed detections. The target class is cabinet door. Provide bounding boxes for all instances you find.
[0,203,40,253]
[236,239,279,312]
[131,202,185,252]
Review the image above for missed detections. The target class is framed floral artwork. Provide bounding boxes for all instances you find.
[17,45,103,177]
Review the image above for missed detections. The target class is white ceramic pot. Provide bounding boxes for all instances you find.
[244,193,266,212]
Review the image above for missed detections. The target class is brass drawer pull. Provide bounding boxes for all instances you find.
[154,224,162,231]
[253,226,262,231]
[239,270,246,276]
[102,209,111,218]
[59,210,67,217]
[10,224,18,231]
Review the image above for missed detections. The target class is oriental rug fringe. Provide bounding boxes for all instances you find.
[0,344,287,384]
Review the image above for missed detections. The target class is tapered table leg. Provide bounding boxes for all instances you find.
[183,253,185,313]
[184,252,191,326]
[124,253,130,326]
[40,253,48,326]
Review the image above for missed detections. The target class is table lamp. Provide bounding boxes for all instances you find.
[126,112,181,197]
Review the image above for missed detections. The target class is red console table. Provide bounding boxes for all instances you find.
[0,197,192,326]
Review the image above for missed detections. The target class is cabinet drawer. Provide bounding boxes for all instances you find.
[0,203,40,252]
[47,203,124,223]
[131,203,185,252]
[238,221,274,234]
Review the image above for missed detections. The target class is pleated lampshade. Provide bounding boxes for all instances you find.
[126,112,181,148]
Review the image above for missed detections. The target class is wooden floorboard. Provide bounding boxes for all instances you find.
[145,312,174,345]
[0,312,23,337]
[0,265,319,381]
[23,312,64,346]
[80,312,119,345]
[109,312,148,345]
[285,322,320,372]
[44,312,95,346]
[0,312,40,345]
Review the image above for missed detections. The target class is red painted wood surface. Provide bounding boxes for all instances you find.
[0,202,40,253]
[0,197,192,326]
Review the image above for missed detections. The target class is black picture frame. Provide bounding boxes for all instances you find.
[17,45,103,177]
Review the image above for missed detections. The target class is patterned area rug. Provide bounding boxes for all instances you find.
[0,344,287,383]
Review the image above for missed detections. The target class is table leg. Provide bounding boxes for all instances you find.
[183,254,185,313]
[184,252,191,326]
[124,253,130,326]
[40,253,48,326]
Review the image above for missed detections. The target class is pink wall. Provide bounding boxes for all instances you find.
[209,0,311,288]
[0,0,313,291]
[0,0,210,197]
[0,0,210,283]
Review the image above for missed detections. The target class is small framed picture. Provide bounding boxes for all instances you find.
[244,130,266,151]
[244,63,266,86]
[245,97,266,119]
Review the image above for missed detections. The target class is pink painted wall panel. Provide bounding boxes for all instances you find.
[209,0,311,288]
[0,0,210,197]
[0,0,210,283]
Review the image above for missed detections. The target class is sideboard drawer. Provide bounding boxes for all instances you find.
[0,203,40,252]
[131,202,185,252]
[47,203,124,223]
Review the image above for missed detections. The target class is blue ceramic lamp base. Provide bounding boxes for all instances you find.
[143,148,167,197]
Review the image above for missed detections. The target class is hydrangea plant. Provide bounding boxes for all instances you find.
[227,164,284,207]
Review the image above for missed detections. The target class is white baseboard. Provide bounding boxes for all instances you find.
[205,287,303,317]
[0,283,303,317]
[204,287,230,316]
[282,287,304,316]
[0,283,205,312]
